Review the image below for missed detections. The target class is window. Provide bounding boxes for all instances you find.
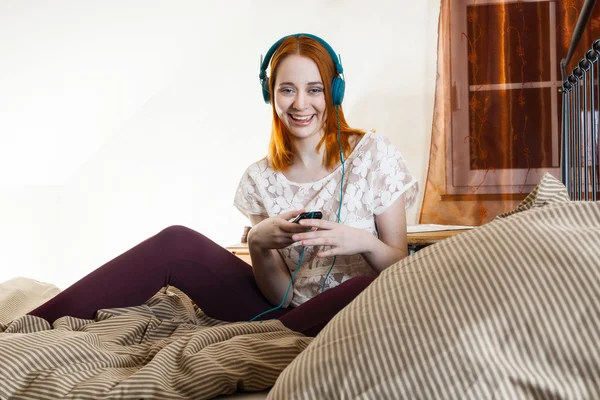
[448,0,561,195]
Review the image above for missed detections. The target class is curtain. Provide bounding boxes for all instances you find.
[420,0,597,226]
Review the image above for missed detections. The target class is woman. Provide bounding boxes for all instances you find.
[29,34,418,337]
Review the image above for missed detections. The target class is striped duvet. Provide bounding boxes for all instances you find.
[270,174,600,399]
[0,287,312,399]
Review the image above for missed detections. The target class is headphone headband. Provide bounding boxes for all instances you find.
[259,33,345,105]
[260,33,343,78]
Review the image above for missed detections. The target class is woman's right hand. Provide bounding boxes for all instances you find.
[248,209,308,250]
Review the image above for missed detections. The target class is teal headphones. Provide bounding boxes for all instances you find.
[259,33,345,106]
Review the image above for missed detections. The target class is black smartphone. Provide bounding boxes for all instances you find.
[290,211,323,224]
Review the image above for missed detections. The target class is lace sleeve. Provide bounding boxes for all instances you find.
[233,165,268,217]
[369,135,419,215]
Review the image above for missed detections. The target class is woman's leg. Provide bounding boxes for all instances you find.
[29,226,288,324]
[278,275,375,337]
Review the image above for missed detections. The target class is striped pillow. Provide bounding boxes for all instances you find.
[269,176,600,399]
[496,172,570,218]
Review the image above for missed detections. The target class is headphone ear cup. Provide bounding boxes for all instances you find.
[261,78,271,104]
[331,77,345,106]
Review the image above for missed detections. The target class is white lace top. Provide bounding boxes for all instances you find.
[234,131,418,307]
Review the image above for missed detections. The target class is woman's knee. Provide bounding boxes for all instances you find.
[154,225,210,256]
[157,225,198,240]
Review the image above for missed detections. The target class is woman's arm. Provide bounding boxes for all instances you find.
[360,195,408,272]
[291,196,408,273]
[247,210,306,307]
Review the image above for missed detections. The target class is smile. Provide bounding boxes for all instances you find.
[289,114,314,125]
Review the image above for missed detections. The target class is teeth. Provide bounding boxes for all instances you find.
[291,115,312,121]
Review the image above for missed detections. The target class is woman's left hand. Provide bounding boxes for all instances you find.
[291,219,373,257]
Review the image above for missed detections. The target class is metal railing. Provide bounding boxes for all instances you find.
[560,0,599,200]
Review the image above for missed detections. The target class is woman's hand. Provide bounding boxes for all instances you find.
[290,196,409,273]
[291,219,374,258]
[248,209,310,250]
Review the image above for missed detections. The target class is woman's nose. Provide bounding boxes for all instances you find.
[292,92,307,110]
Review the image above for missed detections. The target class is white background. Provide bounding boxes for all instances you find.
[0,0,440,289]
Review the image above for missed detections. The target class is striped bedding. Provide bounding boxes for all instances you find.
[0,286,312,399]
[269,173,600,399]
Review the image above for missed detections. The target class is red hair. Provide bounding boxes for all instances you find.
[267,35,364,171]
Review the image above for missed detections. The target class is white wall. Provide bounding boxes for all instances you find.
[0,0,440,289]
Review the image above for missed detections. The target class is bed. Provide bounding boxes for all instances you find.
[1,172,598,399]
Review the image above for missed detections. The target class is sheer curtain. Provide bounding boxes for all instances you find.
[420,0,595,225]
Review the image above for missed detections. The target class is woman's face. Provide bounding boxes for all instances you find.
[274,54,326,142]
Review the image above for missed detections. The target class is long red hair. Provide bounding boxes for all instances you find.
[267,35,364,171]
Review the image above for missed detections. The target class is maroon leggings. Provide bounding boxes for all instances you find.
[29,226,374,336]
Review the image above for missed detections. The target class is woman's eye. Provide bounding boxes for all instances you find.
[309,88,323,94]
[280,88,294,94]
